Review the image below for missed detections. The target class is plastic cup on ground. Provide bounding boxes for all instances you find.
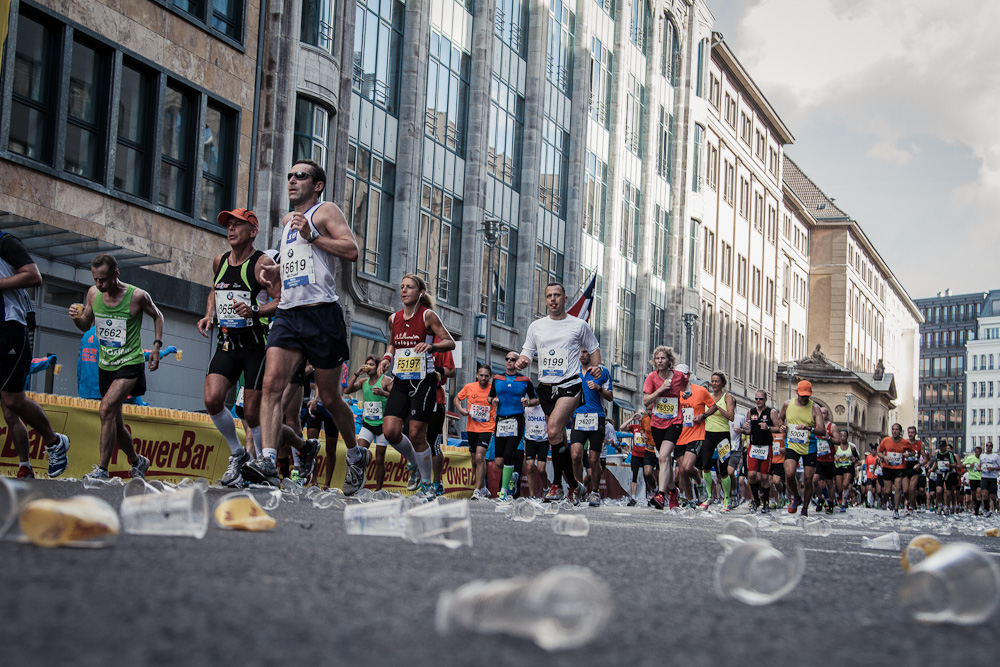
[901,535,943,572]
[373,489,393,501]
[312,491,344,509]
[510,498,537,523]
[214,492,276,531]
[898,543,1000,625]
[435,566,613,651]
[343,498,405,537]
[120,486,209,538]
[404,498,472,549]
[123,478,161,499]
[19,495,119,548]
[544,503,559,515]
[354,488,374,503]
[862,532,901,551]
[723,517,758,540]
[247,488,281,511]
[0,478,41,538]
[802,517,832,537]
[551,514,589,537]
[715,539,805,605]
[280,478,303,495]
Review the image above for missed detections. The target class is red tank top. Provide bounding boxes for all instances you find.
[391,306,435,374]
[817,422,836,462]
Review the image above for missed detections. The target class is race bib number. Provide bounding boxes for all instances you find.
[497,418,517,438]
[750,444,769,460]
[716,439,731,459]
[682,408,694,428]
[816,439,831,457]
[773,442,783,457]
[282,244,316,289]
[539,348,570,383]
[393,348,426,381]
[654,398,678,420]
[787,429,809,446]
[469,404,491,423]
[574,412,599,432]
[526,421,546,440]
[215,290,252,328]
[633,432,646,448]
[887,452,902,466]
[362,401,383,422]
[937,460,949,472]
[235,385,245,408]
[96,317,127,349]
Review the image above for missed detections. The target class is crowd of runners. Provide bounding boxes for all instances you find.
[0,158,990,523]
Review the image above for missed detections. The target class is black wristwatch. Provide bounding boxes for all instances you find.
[251,304,260,315]
[307,229,320,243]
[153,339,163,347]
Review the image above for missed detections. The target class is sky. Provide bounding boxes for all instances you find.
[708,0,1000,301]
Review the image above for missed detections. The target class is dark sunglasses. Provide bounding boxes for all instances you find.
[506,357,518,362]
[287,171,313,181]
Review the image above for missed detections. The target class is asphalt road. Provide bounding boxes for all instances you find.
[4,480,1000,667]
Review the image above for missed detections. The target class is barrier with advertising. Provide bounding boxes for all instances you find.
[0,393,477,497]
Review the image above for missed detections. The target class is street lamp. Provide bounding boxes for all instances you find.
[845,393,853,443]
[682,312,698,367]
[482,217,506,371]
[785,362,796,401]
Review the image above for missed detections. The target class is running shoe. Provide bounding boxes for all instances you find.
[290,470,303,485]
[434,481,445,497]
[588,491,601,507]
[544,484,564,502]
[567,488,579,506]
[749,501,759,513]
[721,505,731,513]
[788,497,800,514]
[838,504,847,513]
[415,481,435,498]
[471,487,485,500]
[342,447,371,496]
[130,455,151,479]
[245,456,280,487]
[800,506,808,517]
[297,438,320,483]
[508,472,520,495]
[82,466,109,483]
[406,463,421,491]
[45,433,70,478]
[698,498,714,510]
[825,504,834,515]
[626,497,637,507]
[667,488,680,510]
[16,466,34,479]
[760,502,770,514]
[221,449,250,487]
[649,492,665,510]
[497,488,510,502]
[893,509,900,520]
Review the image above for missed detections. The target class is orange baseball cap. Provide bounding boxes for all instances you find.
[217,208,259,233]
[796,380,812,396]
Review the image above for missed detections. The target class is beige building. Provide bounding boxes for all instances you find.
[783,157,922,429]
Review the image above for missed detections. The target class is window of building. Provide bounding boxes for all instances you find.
[495,0,527,55]
[754,129,765,162]
[583,152,608,239]
[487,75,524,188]
[200,102,235,223]
[616,282,637,368]
[751,266,761,306]
[425,30,470,155]
[621,181,641,262]
[688,219,699,289]
[590,37,613,127]
[653,204,669,280]
[738,177,750,218]
[159,82,196,213]
[534,244,564,318]
[719,311,731,370]
[753,192,764,231]
[649,303,667,357]
[417,182,462,304]
[768,146,778,177]
[480,226,518,326]
[539,117,569,216]
[346,142,394,279]
[736,254,747,296]
[723,160,735,203]
[630,0,650,53]
[740,112,752,145]
[301,0,336,53]
[661,15,679,85]
[724,93,736,129]
[766,205,777,244]
[701,301,714,366]
[720,242,732,287]
[548,0,575,94]
[765,277,774,314]
[656,107,673,182]
[706,142,718,191]
[170,0,245,43]
[695,37,708,97]
[703,228,715,275]
[734,321,746,379]
[354,0,405,114]
[293,97,330,165]
[624,74,644,155]
[692,123,704,192]
[709,72,721,109]
[66,38,110,182]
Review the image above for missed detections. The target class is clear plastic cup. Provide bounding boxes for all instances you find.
[404,498,472,549]
[901,535,943,572]
[303,486,323,500]
[355,488,374,503]
[373,489,393,501]
[312,491,344,509]
[723,517,758,540]
[280,477,302,494]
[510,498,537,523]
[19,495,119,548]
[898,543,1000,624]
[551,514,589,537]
[714,538,805,606]
[120,487,209,538]
[123,478,161,499]
[862,532,901,551]
[802,517,832,537]
[247,488,281,511]
[544,503,559,516]
[0,478,41,538]
[436,566,612,651]
[343,498,405,537]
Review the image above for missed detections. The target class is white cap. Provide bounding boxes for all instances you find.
[675,364,690,374]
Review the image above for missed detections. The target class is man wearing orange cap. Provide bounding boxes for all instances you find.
[197,208,279,487]
[777,379,825,516]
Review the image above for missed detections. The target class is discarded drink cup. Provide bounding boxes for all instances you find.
[19,495,119,548]
[802,517,832,537]
[280,478,303,495]
[0,478,41,538]
[986,528,1000,538]
[544,503,559,516]
[343,498,405,537]
[247,488,281,511]
[312,491,343,509]
[862,532,901,551]
[405,498,472,549]
[435,566,612,651]
[714,539,806,606]
[214,492,276,532]
[123,478,161,499]
[304,486,322,500]
[898,543,1000,625]
[551,514,589,537]
[355,488,374,503]
[510,498,537,523]
[120,487,209,538]
[901,534,943,572]
[723,517,758,540]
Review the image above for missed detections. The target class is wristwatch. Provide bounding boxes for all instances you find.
[251,304,260,315]
[307,229,320,243]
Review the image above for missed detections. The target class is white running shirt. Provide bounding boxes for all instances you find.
[520,315,600,385]
[278,202,340,308]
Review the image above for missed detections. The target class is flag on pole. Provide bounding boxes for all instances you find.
[567,272,597,322]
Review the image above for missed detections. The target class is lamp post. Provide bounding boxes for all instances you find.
[682,312,698,367]
[785,362,796,401]
[845,393,853,444]
[482,217,504,371]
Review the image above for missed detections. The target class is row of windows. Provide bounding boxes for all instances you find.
[847,243,886,304]
[698,308,773,393]
[9,7,237,223]
[971,381,996,398]
[918,409,965,432]
[922,329,974,350]
[919,302,980,324]
[972,409,994,426]
[973,355,998,371]
[921,382,964,405]
[920,356,966,378]
[353,0,404,115]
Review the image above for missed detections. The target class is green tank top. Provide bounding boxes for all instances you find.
[360,375,388,426]
[93,285,144,371]
[705,391,730,432]
[964,455,982,481]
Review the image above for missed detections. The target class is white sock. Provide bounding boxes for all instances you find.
[391,434,418,466]
[210,410,243,455]
[415,447,432,482]
[291,449,301,466]
[263,447,277,463]
[345,445,362,464]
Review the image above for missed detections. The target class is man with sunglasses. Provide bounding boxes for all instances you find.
[250,160,369,493]
[489,353,538,501]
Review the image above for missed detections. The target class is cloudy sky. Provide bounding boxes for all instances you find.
[709,0,999,301]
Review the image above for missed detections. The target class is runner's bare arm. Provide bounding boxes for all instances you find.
[197,254,225,337]
[415,310,454,353]
[310,202,359,262]
[135,289,164,372]
[378,314,395,376]
[69,286,98,331]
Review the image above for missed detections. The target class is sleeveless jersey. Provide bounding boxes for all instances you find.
[360,375,388,426]
[704,391,730,432]
[816,422,836,461]
[748,406,775,447]
[214,249,268,349]
[390,305,436,377]
[784,398,816,456]
[278,202,339,308]
[93,285,144,371]
[834,442,853,468]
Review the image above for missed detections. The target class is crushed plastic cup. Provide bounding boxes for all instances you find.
[343,498,405,537]
[19,495,119,548]
[551,514,589,537]
[0,478,41,537]
[902,535,943,572]
[373,489,393,501]
[83,474,112,490]
[862,532,901,551]
[802,517,832,537]
[714,538,805,606]
[405,498,472,548]
[510,498,537,523]
[723,518,758,540]
[435,566,613,651]
[312,491,344,509]
[986,528,1000,538]
[214,492,276,531]
[123,478,162,499]
[304,486,323,500]
[544,503,559,515]
[120,486,209,538]
[898,543,1000,625]
[247,488,281,511]
[354,488,374,503]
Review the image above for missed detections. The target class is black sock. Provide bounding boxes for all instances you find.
[558,446,577,487]
[750,482,760,505]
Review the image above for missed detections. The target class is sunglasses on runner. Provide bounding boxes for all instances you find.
[506,356,518,362]
[287,171,313,181]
